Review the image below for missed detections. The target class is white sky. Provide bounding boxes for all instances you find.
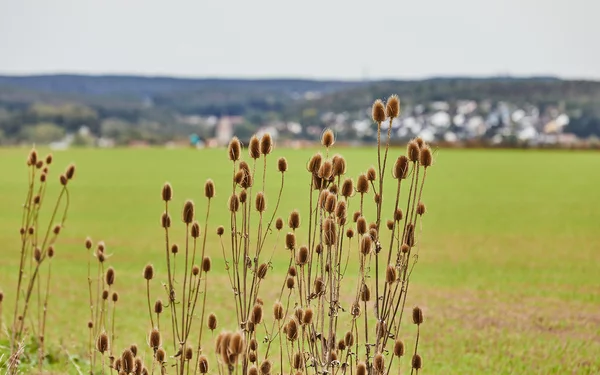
[1,0,599,80]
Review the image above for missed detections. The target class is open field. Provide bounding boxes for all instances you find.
[1,146,600,374]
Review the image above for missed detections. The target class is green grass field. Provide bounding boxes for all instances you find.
[1,146,599,374]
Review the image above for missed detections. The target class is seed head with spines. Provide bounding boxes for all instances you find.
[372,99,386,123]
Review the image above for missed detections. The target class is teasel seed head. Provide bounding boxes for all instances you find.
[303,308,314,325]
[369,228,378,241]
[270,217,282,232]
[374,353,385,374]
[288,209,300,229]
[161,183,172,201]
[191,265,200,276]
[202,179,215,199]
[207,313,217,330]
[155,348,166,363]
[102,290,109,300]
[234,170,244,185]
[341,178,354,198]
[286,318,298,341]
[420,145,433,167]
[33,195,40,205]
[182,200,195,224]
[228,194,240,212]
[257,263,268,279]
[228,137,242,161]
[407,141,420,162]
[121,349,135,373]
[337,339,346,351]
[184,346,193,360]
[143,264,154,280]
[154,299,163,314]
[188,221,200,238]
[251,304,263,324]
[406,223,415,247]
[48,246,55,258]
[325,194,337,214]
[28,226,34,235]
[134,359,143,375]
[35,161,43,169]
[85,237,93,250]
[335,201,347,220]
[281,231,295,250]
[112,292,119,302]
[312,174,324,190]
[286,276,295,289]
[171,243,179,254]
[216,225,224,236]
[360,283,371,302]
[344,331,354,347]
[97,332,109,353]
[323,218,337,246]
[130,344,138,357]
[357,174,369,194]
[394,208,403,222]
[413,306,423,325]
[356,216,367,235]
[386,265,397,284]
[40,174,46,182]
[34,247,42,262]
[198,355,209,373]
[315,243,323,254]
[88,321,93,329]
[307,152,323,174]
[394,339,405,357]
[360,234,373,256]
[248,338,258,352]
[294,307,304,323]
[314,277,325,294]
[386,219,394,230]
[367,167,377,182]
[249,135,260,159]
[318,190,329,209]
[27,149,37,165]
[238,189,247,204]
[346,228,354,239]
[415,136,424,148]
[260,360,272,375]
[248,365,258,374]
[149,328,161,349]
[393,155,409,179]
[288,266,297,277]
[357,362,367,375]
[372,99,386,123]
[161,212,171,228]
[113,358,121,371]
[386,94,400,118]
[255,192,266,213]
[417,202,426,215]
[297,246,309,266]
[401,243,410,253]
[273,301,284,320]
[258,133,274,156]
[59,174,68,185]
[412,354,422,369]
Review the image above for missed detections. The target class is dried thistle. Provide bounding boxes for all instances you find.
[372,99,386,123]
[260,133,273,155]
[322,129,335,148]
[249,135,260,159]
[161,183,173,201]
[143,264,154,280]
[204,179,215,199]
[412,306,423,325]
[386,94,400,118]
[278,157,288,173]
[207,313,217,330]
[182,200,195,223]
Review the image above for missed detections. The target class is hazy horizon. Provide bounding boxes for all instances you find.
[1,0,599,80]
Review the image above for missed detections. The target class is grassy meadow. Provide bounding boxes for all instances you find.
[1,145,599,374]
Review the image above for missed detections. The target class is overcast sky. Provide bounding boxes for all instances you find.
[1,0,599,80]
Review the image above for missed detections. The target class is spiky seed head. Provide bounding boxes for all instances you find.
[324,194,336,214]
[344,331,354,346]
[191,265,200,276]
[393,156,409,179]
[149,328,161,349]
[273,301,284,320]
[420,145,433,167]
[203,179,215,199]
[336,202,347,221]
[303,308,314,325]
[285,232,296,250]
[113,358,122,371]
[337,339,346,351]
[231,331,245,355]
[412,306,423,325]
[360,283,371,302]
[386,95,400,118]
[52,224,62,235]
[297,246,309,265]
[312,174,324,190]
[28,226,34,235]
[374,353,385,374]
[121,349,135,373]
[260,360,272,375]
[406,223,415,247]
[318,190,329,209]
[43,153,52,165]
[394,209,403,222]
[85,237,93,250]
[314,277,325,294]
[134,359,143,375]
[291,352,302,369]
[372,99,386,123]
[357,217,367,235]
[249,338,258,351]
[251,304,263,324]
[27,149,37,165]
[112,292,119,302]
[315,243,323,254]
[401,243,410,253]
[154,299,163,314]
[198,355,209,373]
[412,354,422,369]
[143,264,154,280]
[34,247,42,262]
[171,244,179,254]
[286,319,298,341]
[323,218,337,246]
[182,200,195,224]
[415,137,424,148]
[33,195,40,205]
[97,332,109,353]
[155,348,166,363]
[286,276,295,289]
[161,212,171,228]
[341,178,354,198]
[257,263,268,279]
[60,174,68,185]
[216,225,224,236]
[184,346,193,360]
[294,307,304,323]
[367,167,377,182]
[248,364,258,374]
[321,129,335,148]
[130,344,138,357]
[161,183,172,201]
[346,228,354,239]
[249,135,260,159]
[386,219,394,230]
[255,192,266,213]
[386,265,397,284]
[48,246,55,258]
[197,256,209,273]
[36,160,44,169]
[260,133,273,155]
[88,320,93,329]
[307,153,323,174]
[234,170,244,185]
[228,194,240,213]
[188,222,200,239]
[417,202,426,216]
[238,189,247,204]
[407,141,420,162]
[357,174,369,194]
[357,362,367,375]
[288,266,297,277]
[40,174,46,182]
[288,210,300,229]
[102,290,109,300]
[272,156,287,173]
[207,313,217,330]
[394,340,405,357]
[228,137,242,161]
